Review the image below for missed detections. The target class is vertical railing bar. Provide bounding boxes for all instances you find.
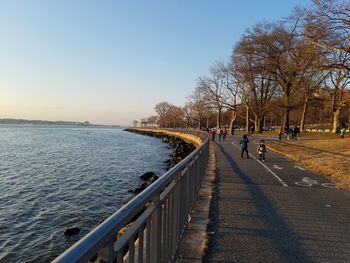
[185,168,189,216]
[179,174,184,229]
[138,228,144,263]
[146,218,151,263]
[171,184,177,260]
[117,251,124,263]
[128,240,135,263]
[182,172,187,225]
[166,193,172,262]
[195,157,199,195]
[182,172,188,226]
[171,178,177,260]
[162,199,168,262]
[192,161,196,203]
[108,242,115,263]
[150,200,161,262]
[176,174,181,252]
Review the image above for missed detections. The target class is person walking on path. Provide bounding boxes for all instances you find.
[250,126,255,135]
[222,127,227,141]
[217,127,222,141]
[256,139,267,161]
[239,134,250,159]
[340,127,346,138]
[291,125,300,140]
[278,130,283,140]
[210,128,216,141]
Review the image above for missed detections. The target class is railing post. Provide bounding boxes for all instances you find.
[150,198,162,262]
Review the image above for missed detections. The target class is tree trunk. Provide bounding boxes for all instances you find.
[332,108,341,133]
[229,110,237,135]
[282,86,291,131]
[216,109,222,128]
[198,120,202,131]
[330,92,335,125]
[300,95,309,131]
[245,104,250,132]
[282,107,290,131]
[254,114,263,133]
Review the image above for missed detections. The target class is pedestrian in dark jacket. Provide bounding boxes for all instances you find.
[210,128,216,141]
[217,127,222,141]
[240,135,250,159]
[222,127,227,141]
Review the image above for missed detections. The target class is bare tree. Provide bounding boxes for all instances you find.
[294,39,329,130]
[154,102,172,128]
[197,63,227,128]
[304,0,350,64]
[182,103,194,129]
[187,87,211,130]
[217,62,241,134]
[132,120,138,127]
[302,1,350,130]
[325,51,350,132]
[233,24,277,133]
[167,105,185,128]
[147,115,158,127]
[140,118,148,127]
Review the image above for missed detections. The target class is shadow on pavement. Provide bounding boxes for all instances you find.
[203,143,310,262]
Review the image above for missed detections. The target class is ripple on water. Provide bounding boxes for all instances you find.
[0,125,171,263]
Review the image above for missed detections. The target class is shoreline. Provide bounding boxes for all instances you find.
[125,128,197,171]
[124,128,198,194]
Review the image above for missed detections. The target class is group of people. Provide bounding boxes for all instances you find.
[209,127,228,141]
[278,125,300,140]
[240,135,267,161]
[208,123,347,163]
[208,127,267,161]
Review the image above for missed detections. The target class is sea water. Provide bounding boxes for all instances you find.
[0,125,171,262]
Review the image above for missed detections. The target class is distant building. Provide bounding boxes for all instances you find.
[77,121,90,126]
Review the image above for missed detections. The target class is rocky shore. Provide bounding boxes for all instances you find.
[124,128,196,194]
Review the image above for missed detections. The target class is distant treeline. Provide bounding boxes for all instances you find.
[0,118,84,125]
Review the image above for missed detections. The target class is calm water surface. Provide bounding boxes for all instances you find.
[0,125,171,263]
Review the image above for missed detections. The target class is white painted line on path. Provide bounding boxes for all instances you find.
[231,142,288,187]
[295,181,313,187]
[294,165,306,171]
[302,177,319,185]
[273,165,283,170]
[321,183,337,188]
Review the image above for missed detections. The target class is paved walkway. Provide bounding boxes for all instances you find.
[203,135,350,263]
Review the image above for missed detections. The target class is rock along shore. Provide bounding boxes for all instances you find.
[124,128,198,194]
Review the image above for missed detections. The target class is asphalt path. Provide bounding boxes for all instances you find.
[203,134,350,263]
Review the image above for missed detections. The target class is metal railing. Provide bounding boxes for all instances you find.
[53,131,209,263]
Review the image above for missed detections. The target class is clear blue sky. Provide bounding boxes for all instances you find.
[0,0,311,125]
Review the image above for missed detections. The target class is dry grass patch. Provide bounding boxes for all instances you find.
[268,136,350,189]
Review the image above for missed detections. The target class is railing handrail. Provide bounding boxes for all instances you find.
[53,131,209,263]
